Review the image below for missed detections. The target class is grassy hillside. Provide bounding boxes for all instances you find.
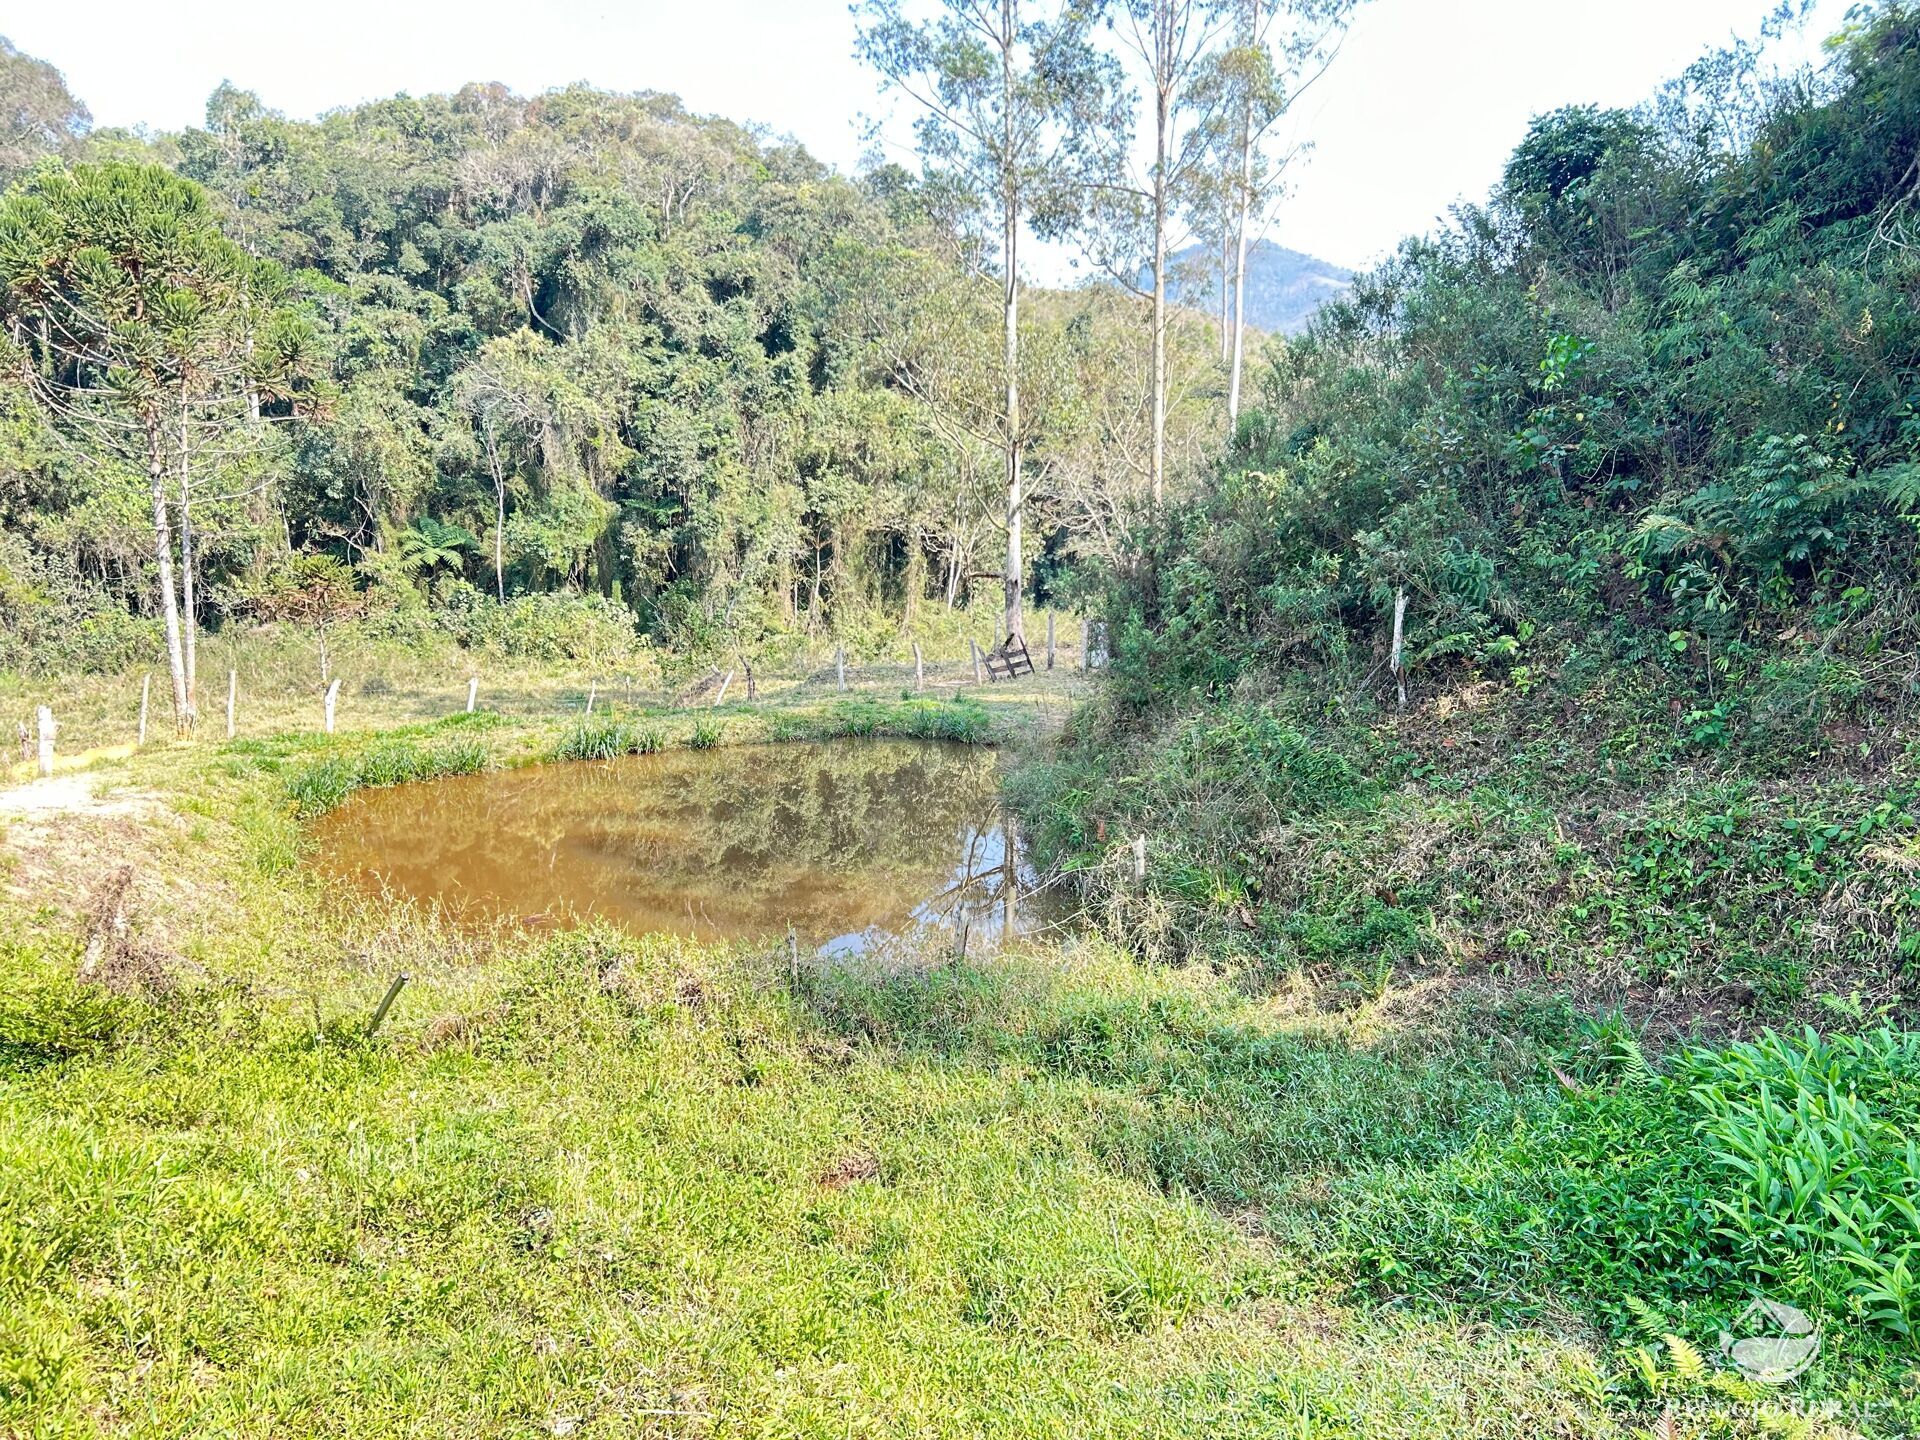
[999,1,1920,1412]
[1,696,1906,1436]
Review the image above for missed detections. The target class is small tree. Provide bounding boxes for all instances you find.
[247,554,365,685]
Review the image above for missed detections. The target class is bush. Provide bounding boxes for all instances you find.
[0,534,159,676]
[435,587,650,667]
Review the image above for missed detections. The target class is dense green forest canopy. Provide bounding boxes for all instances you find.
[0,61,1221,682]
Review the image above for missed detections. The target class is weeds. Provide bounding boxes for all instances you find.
[286,730,493,815]
[545,714,665,763]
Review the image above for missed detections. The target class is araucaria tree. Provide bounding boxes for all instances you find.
[856,0,1120,643]
[0,162,314,733]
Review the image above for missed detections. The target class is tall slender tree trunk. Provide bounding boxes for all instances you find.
[1227,35,1256,425]
[1219,224,1232,363]
[176,384,198,725]
[1149,79,1170,507]
[483,419,506,602]
[147,421,191,737]
[1001,1,1025,643]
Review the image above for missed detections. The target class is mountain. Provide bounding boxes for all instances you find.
[1160,239,1352,336]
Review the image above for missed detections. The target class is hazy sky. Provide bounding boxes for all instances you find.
[8,0,1854,276]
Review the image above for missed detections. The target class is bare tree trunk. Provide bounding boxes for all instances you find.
[1000,1,1026,643]
[1150,74,1170,506]
[1227,56,1256,425]
[146,423,192,736]
[483,419,506,602]
[1219,224,1232,363]
[176,384,198,726]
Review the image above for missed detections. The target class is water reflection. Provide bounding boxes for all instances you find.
[311,740,1058,955]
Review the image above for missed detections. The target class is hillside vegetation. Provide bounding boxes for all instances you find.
[0,73,1219,686]
[1009,0,1920,1408]
[6,4,1920,1438]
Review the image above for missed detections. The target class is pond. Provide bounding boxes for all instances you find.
[310,739,1062,957]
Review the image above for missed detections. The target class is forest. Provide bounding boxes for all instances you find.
[6,1,1920,1437]
[1,0,1338,730]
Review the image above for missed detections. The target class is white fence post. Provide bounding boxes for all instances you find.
[466,676,478,714]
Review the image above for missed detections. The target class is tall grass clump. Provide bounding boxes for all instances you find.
[286,734,492,816]
[544,715,665,763]
[770,697,993,745]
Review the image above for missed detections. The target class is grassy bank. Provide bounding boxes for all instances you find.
[0,697,1911,1436]
[1,606,1089,761]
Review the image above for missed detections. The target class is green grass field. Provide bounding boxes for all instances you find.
[0,687,1909,1438]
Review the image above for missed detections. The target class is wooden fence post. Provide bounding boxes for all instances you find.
[137,673,151,747]
[913,642,924,693]
[1046,614,1055,670]
[1390,586,1408,711]
[836,646,846,691]
[366,972,410,1038]
[37,706,55,777]
[1132,834,1147,887]
[226,669,238,739]
[323,679,341,735]
[969,639,985,685]
[714,670,734,707]
[466,676,478,714]
[585,680,596,715]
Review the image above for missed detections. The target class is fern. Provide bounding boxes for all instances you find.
[1872,461,1920,513]
[1613,1032,1660,1090]
[1622,1293,1667,1342]
[1663,1333,1707,1386]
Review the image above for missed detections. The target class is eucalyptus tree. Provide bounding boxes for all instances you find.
[0,162,316,732]
[1075,0,1237,505]
[855,0,1122,643]
[1217,0,1360,422]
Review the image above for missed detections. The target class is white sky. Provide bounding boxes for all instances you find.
[7,0,1856,278]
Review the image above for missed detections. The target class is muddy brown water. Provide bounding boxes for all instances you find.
[311,739,1062,956]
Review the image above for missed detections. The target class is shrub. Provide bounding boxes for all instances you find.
[436,588,650,667]
[0,534,159,676]
[546,716,665,763]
